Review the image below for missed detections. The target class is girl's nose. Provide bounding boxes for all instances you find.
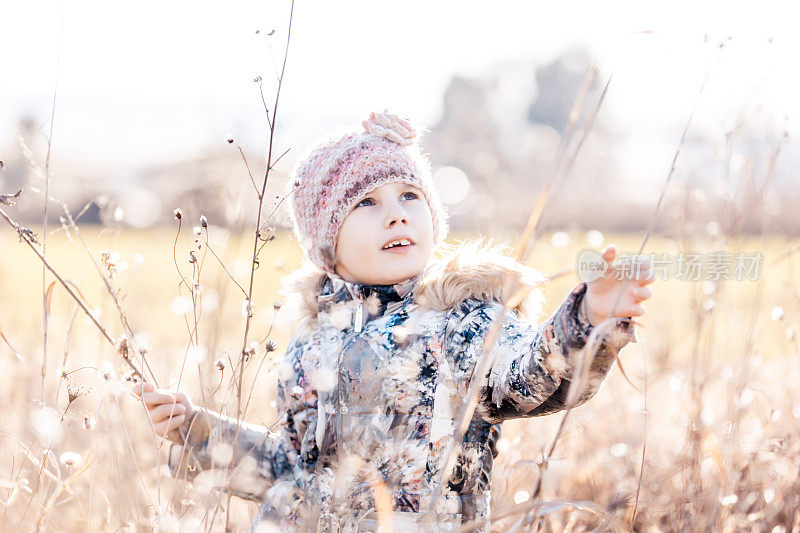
[384,203,408,228]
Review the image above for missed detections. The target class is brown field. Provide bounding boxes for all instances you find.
[0,225,798,531]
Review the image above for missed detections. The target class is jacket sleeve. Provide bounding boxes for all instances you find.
[443,281,636,423]
[168,331,312,504]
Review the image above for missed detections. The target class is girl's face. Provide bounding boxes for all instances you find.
[335,181,434,285]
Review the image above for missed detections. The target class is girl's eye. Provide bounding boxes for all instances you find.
[401,191,419,200]
[356,197,375,208]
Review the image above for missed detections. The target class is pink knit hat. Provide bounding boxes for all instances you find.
[288,110,448,273]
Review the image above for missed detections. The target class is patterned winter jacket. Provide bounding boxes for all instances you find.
[169,242,636,532]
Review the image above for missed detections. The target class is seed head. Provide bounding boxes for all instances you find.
[188,251,198,264]
[200,215,208,228]
[98,362,115,382]
[59,451,82,469]
[265,340,278,353]
[67,382,90,405]
[215,358,225,371]
[115,336,131,360]
[0,188,21,206]
[243,342,258,361]
[273,300,282,310]
[17,226,38,244]
[226,137,234,144]
[173,208,183,221]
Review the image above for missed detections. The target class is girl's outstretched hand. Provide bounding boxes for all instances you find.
[130,382,194,444]
[584,244,655,326]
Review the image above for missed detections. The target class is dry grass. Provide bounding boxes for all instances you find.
[0,224,797,531]
[1,9,797,529]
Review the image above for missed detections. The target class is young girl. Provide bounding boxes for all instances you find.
[133,110,653,532]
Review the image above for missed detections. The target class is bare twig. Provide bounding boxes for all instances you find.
[200,228,248,298]
[0,323,25,361]
[40,63,59,404]
[0,189,22,205]
[237,144,261,199]
[20,181,158,385]
[0,204,144,381]
[255,77,273,131]
[255,184,299,258]
[226,2,295,529]
[269,146,291,170]
[513,66,599,262]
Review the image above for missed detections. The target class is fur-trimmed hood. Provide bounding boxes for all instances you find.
[278,238,547,325]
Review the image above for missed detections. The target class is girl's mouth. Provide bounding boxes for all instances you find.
[381,238,415,253]
[381,243,415,254]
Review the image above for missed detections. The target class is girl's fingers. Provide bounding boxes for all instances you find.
[141,390,181,408]
[129,382,155,398]
[638,271,656,285]
[626,303,646,317]
[148,402,186,422]
[174,391,190,406]
[602,244,617,263]
[632,286,653,302]
[610,264,655,286]
[153,414,185,437]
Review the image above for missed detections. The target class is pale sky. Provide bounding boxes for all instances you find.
[1,0,798,178]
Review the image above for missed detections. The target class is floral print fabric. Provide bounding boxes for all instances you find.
[169,274,635,532]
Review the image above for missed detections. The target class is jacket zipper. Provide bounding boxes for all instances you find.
[353,300,364,333]
[330,292,364,516]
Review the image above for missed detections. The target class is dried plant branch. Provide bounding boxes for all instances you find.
[40,71,59,404]
[200,227,248,298]
[269,146,291,170]
[243,311,280,418]
[236,144,262,199]
[453,498,601,533]
[255,185,298,258]
[526,61,712,530]
[425,268,571,517]
[630,341,648,528]
[428,66,612,523]
[19,180,157,385]
[255,77,273,131]
[36,450,94,527]
[0,189,22,206]
[527,320,616,510]
[226,2,295,529]
[0,323,25,361]
[513,66,599,262]
[0,204,144,381]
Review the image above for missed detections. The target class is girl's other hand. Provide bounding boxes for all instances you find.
[130,383,194,444]
[584,244,655,326]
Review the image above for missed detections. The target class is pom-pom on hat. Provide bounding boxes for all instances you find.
[288,110,448,273]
